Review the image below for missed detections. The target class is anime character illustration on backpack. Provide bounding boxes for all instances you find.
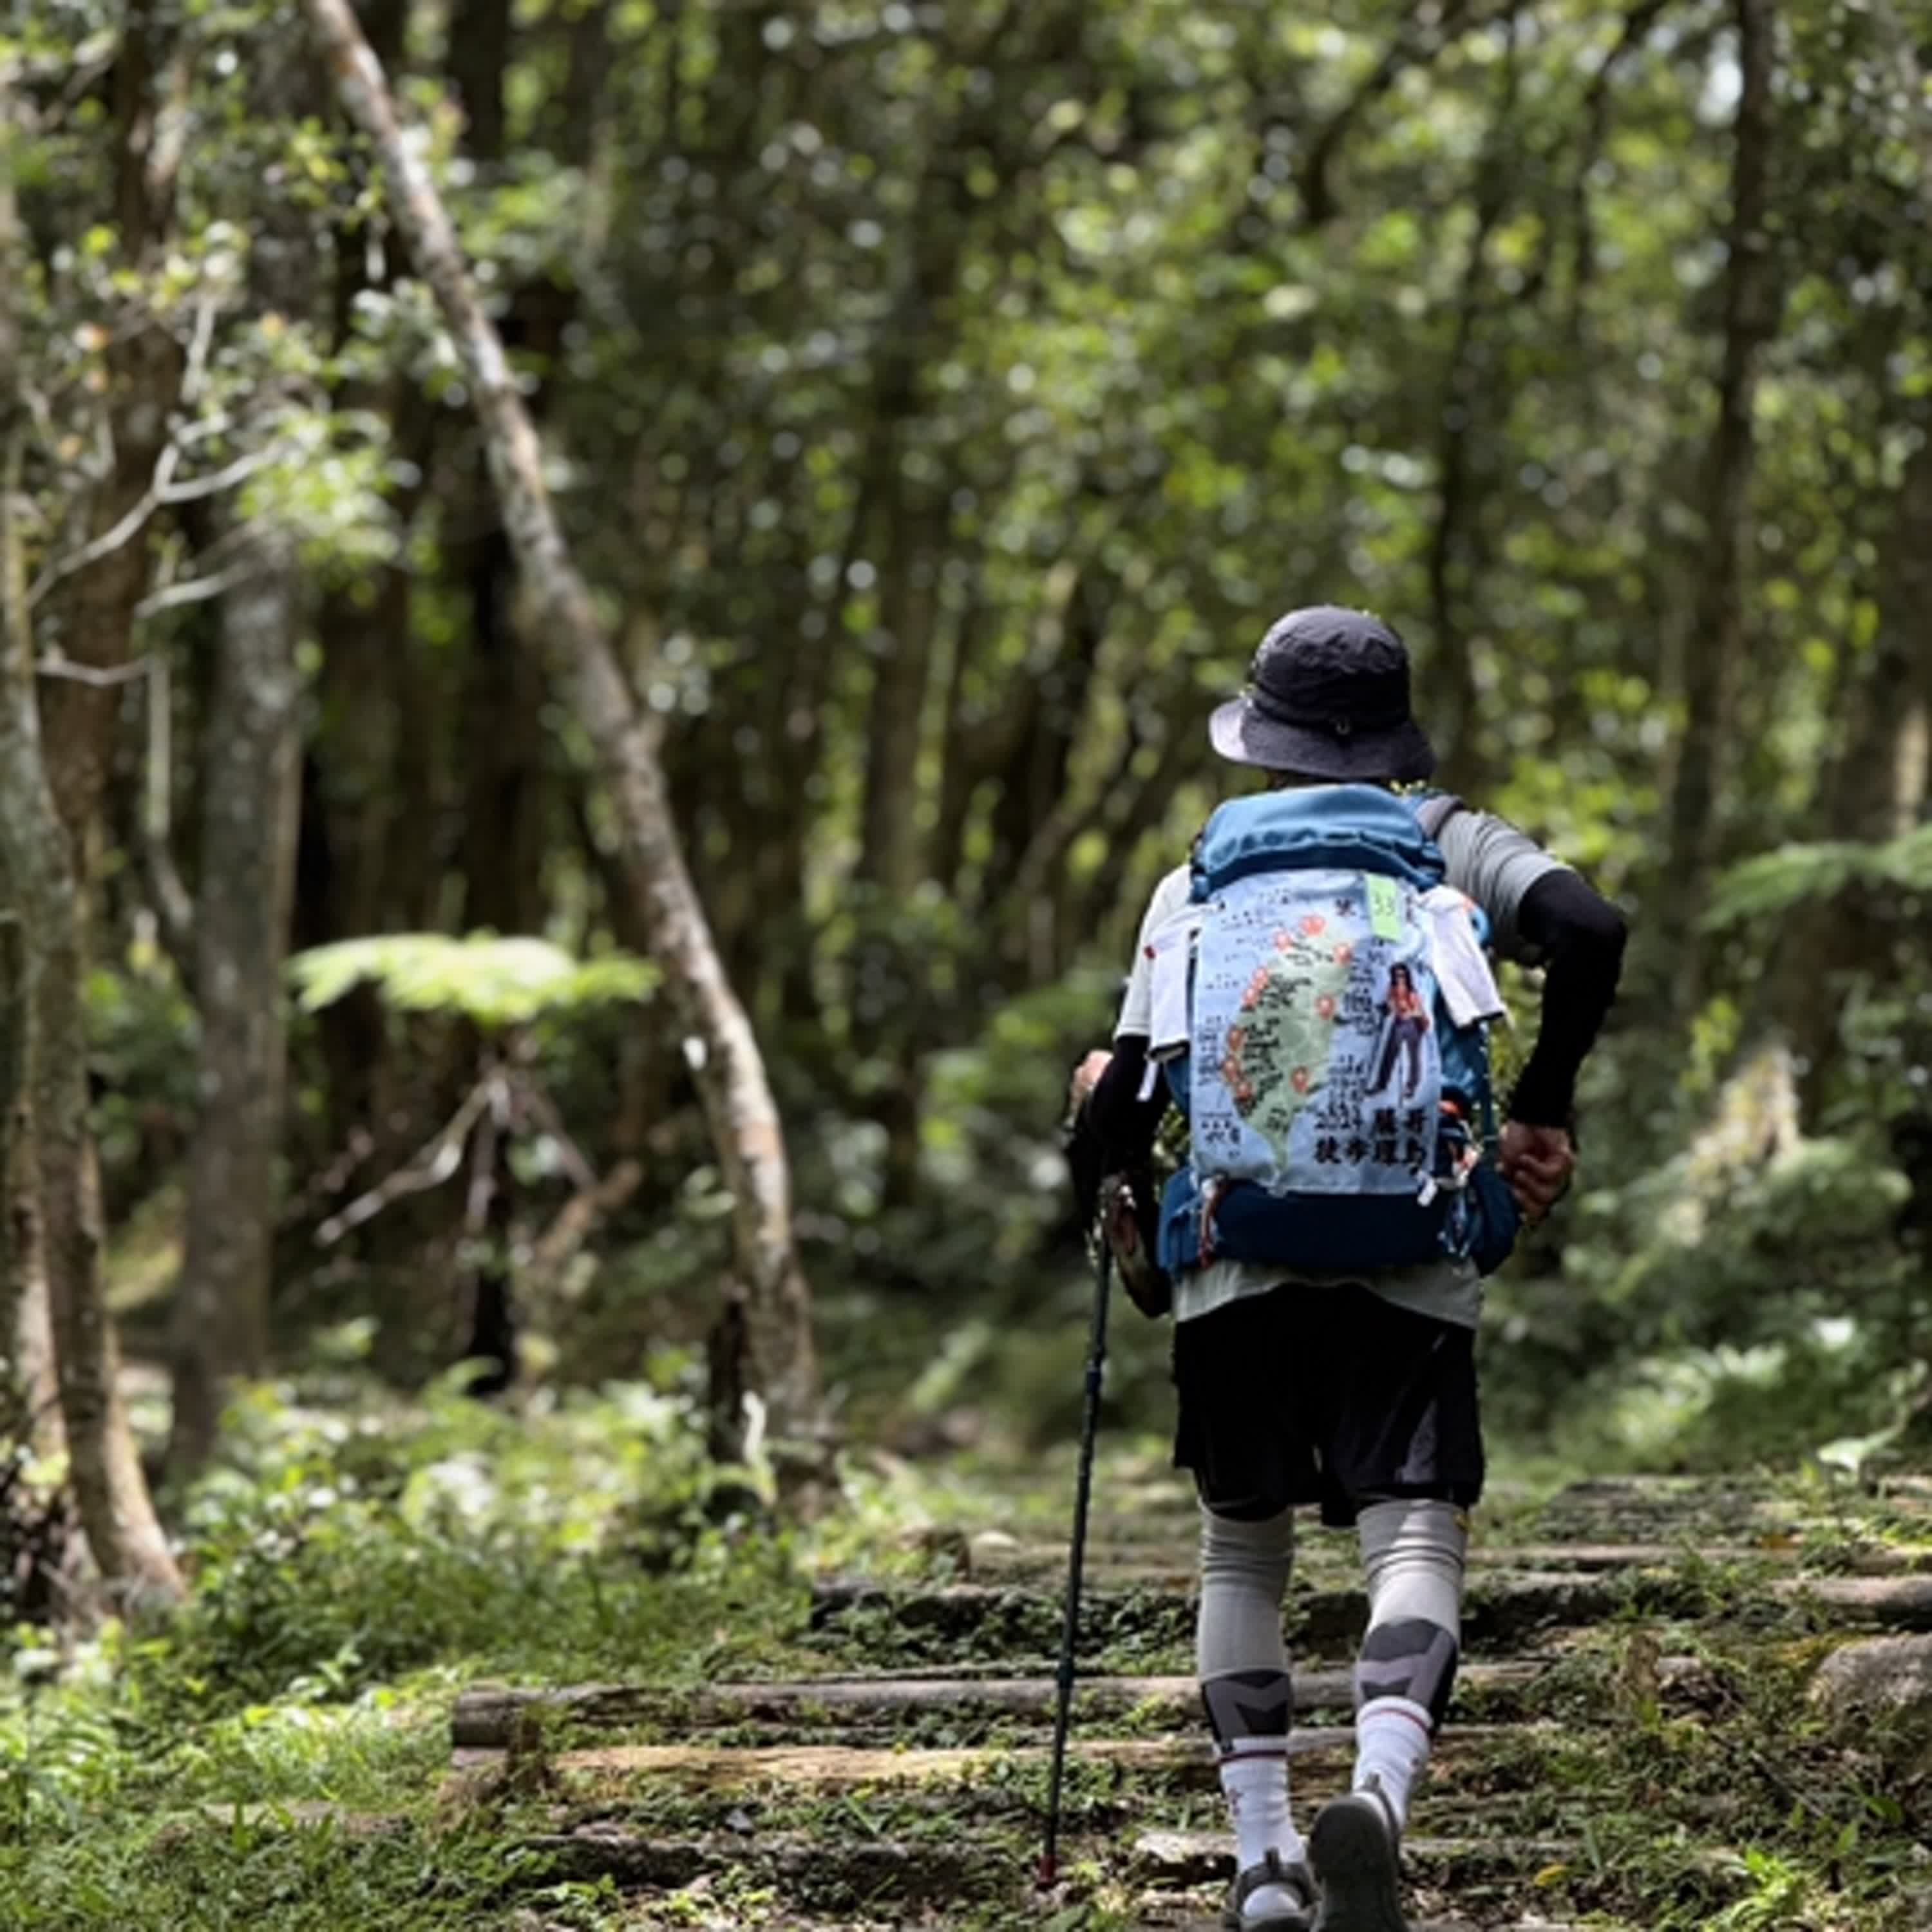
[1372,962,1430,1102]
[1065,606,1626,1932]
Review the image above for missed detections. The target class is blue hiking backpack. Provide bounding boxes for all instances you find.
[1147,786,1520,1280]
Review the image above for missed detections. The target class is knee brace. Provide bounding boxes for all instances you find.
[1202,1667,1293,1754]
[1355,1617,1460,1728]
[1355,1496,1464,1727]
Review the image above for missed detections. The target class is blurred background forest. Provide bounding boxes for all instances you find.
[6,0,1932,1622]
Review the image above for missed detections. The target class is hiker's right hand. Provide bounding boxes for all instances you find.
[1069,1050,1112,1114]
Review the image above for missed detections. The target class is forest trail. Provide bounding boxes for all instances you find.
[447,1462,1932,1929]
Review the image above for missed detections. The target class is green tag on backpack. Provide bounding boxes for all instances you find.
[1366,874,1403,941]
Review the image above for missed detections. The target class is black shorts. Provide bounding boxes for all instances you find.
[1172,1283,1484,1530]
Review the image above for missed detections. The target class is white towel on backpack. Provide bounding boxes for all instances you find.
[1421,886,1505,1027]
[1145,907,1205,1064]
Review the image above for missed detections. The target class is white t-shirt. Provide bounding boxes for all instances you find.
[1117,802,1566,1329]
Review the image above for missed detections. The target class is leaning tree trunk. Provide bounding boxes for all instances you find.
[306,0,824,1477]
[0,85,182,1602]
[1655,0,1779,1018]
[166,57,309,1478]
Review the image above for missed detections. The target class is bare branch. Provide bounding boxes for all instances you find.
[158,448,274,504]
[27,412,271,613]
[462,1074,508,1236]
[182,292,220,404]
[25,444,179,608]
[133,566,245,619]
[516,1080,601,1193]
[317,1079,495,1245]
[173,413,236,449]
[526,1157,643,1297]
[34,654,153,688]
[142,643,194,970]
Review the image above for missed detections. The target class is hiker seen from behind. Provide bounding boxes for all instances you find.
[1065,606,1627,1932]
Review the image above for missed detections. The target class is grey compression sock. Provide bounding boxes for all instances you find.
[1351,1497,1466,1833]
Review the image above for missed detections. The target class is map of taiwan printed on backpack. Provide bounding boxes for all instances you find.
[1147,786,1520,1280]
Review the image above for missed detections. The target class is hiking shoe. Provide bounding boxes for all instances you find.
[1220,1847,1316,1931]
[1309,1786,1406,1932]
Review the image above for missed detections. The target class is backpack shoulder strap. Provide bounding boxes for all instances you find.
[1187,818,1213,902]
[1413,791,1464,842]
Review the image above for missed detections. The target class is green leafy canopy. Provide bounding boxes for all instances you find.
[288,933,659,1030]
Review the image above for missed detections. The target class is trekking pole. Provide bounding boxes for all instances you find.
[1038,1225,1113,1890]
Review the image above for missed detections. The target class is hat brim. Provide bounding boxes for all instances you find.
[1208,696,1436,782]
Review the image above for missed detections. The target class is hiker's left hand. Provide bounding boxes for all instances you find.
[1501,1121,1575,1220]
[1069,1050,1112,1114]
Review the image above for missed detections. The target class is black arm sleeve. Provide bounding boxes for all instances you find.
[1064,1034,1170,1225]
[1506,870,1629,1128]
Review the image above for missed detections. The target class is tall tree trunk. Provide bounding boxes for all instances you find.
[3,706,181,1602]
[1763,428,1932,1096]
[308,0,824,1479]
[447,9,556,943]
[167,550,303,1473]
[0,435,56,1458]
[44,0,182,864]
[167,59,316,1475]
[1656,0,1779,1015]
[455,522,551,934]
[856,495,941,902]
[448,0,513,163]
[0,85,180,1601]
[0,391,27,1453]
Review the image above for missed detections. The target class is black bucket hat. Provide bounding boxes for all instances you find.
[1208,605,1436,782]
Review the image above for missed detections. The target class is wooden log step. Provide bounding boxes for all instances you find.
[808,1571,1694,1650]
[1783,1573,1932,1625]
[451,1658,1561,1749]
[983,1536,1932,1578]
[1530,1475,1889,1539]
[810,1569,1932,1647]
[451,1724,1549,1791]
[468,1735,1322,1787]
[509,1823,1587,1918]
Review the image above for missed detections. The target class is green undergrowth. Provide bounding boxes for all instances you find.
[8,1396,1932,1927]
[1,1370,816,1929]
[1487,1627,1932,1932]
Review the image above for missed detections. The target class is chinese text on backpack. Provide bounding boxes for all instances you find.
[1146,786,1520,1278]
